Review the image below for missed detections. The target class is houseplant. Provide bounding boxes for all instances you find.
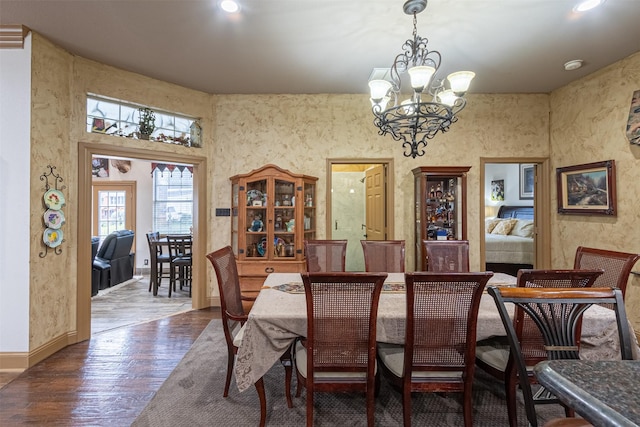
[138,107,156,140]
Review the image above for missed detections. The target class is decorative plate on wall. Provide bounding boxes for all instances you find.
[43,228,64,248]
[44,189,65,210]
[43,209,65,229]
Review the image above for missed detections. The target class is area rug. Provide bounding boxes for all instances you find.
[133,321,566,427]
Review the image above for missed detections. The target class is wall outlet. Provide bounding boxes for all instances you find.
[144,259,149,265]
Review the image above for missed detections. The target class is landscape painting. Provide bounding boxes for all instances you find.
[556,160,616,216]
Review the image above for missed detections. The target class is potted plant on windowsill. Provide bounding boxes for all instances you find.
[138,107,156,140]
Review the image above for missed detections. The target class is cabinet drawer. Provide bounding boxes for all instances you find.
[238,261,304,276]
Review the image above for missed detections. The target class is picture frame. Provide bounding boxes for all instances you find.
[491,179,504,201]
[556,160,616,215]
[519,164,534,200]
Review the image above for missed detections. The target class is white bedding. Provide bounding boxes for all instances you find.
[485,233,534,265]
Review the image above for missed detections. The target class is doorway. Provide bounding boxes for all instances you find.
[479,157,551,273]
[77,142,208,343]
[326,159,394,271]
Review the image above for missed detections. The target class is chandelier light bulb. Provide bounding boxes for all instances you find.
[447,71,475,95]
[437,90,458,107]
[368,80,393,101]
[408,66,436,92]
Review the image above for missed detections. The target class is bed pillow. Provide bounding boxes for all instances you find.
[491,218,517,235]
[510,219,534,238]
[485,218,502,233]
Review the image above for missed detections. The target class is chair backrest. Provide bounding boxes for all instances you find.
[488,286,634,427]
[301,272,387,380]
[404,272,493,376]
[423,240,470,272]
[360,240,405,272]
[166,234,193,259]
[146,231,163,256]
[206,246,245,345]
[514,269,604,366]
[97,230,134,261]
[304,240,347,272]
[573,246,640,300]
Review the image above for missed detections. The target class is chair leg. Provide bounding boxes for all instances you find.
[255,377,267,427]
[402,387,412,427]
[306,386,314,427]
[280,346,293,408]
[505,372,520,427]
[366,385,375,427]
[224,347,234,397]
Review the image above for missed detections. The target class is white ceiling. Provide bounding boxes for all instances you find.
[1,0,640,95]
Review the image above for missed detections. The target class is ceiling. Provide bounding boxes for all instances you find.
[2,0,640,95]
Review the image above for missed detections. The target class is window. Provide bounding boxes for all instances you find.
[153,167,193,234]
[86,95,199,146]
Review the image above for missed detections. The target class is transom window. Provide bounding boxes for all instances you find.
[86,95,198,146]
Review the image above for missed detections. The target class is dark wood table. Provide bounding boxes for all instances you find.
[535,360,640,427]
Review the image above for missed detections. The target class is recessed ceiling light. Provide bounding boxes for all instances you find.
[564,59,584,71]
[574,0,605,13]
[220,0,240,13]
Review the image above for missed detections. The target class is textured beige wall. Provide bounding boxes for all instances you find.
[550,51,640,329]
[212,93,550,268]
[30,34,74,349]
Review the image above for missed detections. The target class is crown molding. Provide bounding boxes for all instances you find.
[0,24,30,49]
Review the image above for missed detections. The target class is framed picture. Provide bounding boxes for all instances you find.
[491,179,504,201]
[519,164,534,200]
[556,160,616,215]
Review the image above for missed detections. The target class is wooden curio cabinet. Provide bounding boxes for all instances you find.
[230,164,318,294]
[413,166,471,271]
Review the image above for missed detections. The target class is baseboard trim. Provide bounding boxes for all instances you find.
[0,330,77,371]
[0,352,29,370]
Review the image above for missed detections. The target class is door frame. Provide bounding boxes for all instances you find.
[326,158,394,241]
[479,157,551,270]
[77,142,207,342]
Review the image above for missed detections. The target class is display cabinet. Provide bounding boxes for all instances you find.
[230,164,318,294]
[412,166,471,271]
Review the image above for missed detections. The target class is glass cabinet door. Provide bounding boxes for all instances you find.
[274,178,296,259]
[244,178,267,259]
[413,166,470,270]
[303,180,316,241]
[231,182,239,254]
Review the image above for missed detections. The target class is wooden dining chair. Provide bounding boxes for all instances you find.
[295,272,387,427]
[487,286,634,427]
[475,269,604,427]
[361,240,406,272]
[206,246,293,427]
[423,240,470,272]
[573,246,640,303]
[166,234,193,297]
[303,239,347,272]
[377,272,493,427]
[145,232,171,292]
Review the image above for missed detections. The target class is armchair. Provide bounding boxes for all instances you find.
[92,230,135,289]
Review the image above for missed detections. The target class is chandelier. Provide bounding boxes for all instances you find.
[368,0,475,158]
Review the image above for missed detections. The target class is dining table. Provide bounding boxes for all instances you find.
[234,272,637,393]
[534,360,640,426]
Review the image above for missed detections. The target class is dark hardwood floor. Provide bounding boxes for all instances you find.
[0,308,221,426]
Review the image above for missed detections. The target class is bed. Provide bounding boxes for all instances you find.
[485,205,534,275]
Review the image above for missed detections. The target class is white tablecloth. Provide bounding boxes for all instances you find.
[234,272,635,392]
